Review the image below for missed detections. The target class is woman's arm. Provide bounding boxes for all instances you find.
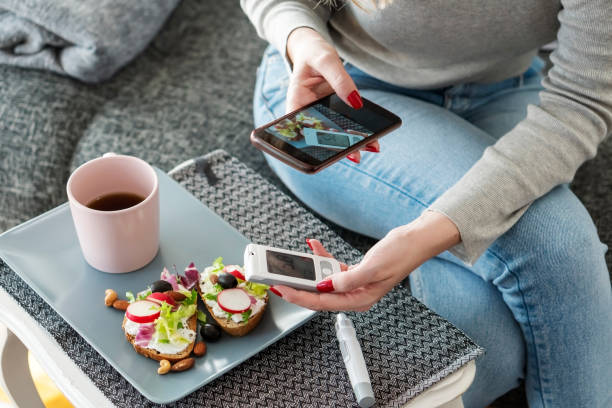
[430,0,612,264]
[240,0,333,63]
[242,1,379,159]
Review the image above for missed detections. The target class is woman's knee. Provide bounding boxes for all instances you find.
[492,186,608,284]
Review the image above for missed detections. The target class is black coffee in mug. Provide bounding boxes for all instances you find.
[86,192,145,211]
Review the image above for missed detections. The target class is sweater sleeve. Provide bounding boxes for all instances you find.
[240,0,332,62]
[428,0,612,265]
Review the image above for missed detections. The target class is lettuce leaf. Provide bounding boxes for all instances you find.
[154,302,197,346]
[244,281,270,297]
[211,257,224,272]
[136,288,152,301]
[182,289,198,306]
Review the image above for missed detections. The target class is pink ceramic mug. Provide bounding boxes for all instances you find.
[66,154,159,273]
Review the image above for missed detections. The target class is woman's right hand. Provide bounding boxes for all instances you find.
[286,27,380,162]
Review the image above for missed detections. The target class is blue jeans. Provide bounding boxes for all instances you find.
[252,45,612,408]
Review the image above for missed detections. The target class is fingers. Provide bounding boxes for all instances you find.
[305,239,375,292]
[364,140,380,153]
[311,53,362,109]
[273,285,378,312]
[306,239,348,271]
[286,82,319,114]
[327,264,374,293]
[346,151,361,164]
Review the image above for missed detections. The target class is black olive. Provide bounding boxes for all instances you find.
[201,323,222,342]
[150,280,173,293]
[217,273,237,289]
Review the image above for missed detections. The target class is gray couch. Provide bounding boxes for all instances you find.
[1,1,610,406]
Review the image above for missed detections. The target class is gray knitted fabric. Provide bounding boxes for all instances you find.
[0,0,181,82]
[0,150,482,406]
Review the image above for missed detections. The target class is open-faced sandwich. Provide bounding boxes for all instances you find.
[121,264,205,364]
[197,257,269,337]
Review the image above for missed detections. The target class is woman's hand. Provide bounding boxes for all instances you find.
[286,27,379,163]
[271,211,461,311]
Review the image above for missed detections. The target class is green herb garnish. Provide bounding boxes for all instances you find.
[197,310,207,324]
[241,309,252,323]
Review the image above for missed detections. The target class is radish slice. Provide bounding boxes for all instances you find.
[224,266,246,281]
[217,288,251,314]
[146,292,176,307]
[126,300,161,323]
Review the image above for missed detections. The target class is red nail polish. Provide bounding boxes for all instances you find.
[346,155,360,164]
[316,279,334,292]
[270,286,283,297]
[347,90,363,109]
[365,146,379,153]
[306,239,313,250]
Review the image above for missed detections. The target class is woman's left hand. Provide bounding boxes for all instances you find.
[270,211,461,311]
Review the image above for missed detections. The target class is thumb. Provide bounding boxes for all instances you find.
[306,239,348,270]
[315,55,363,109]
[322,264,373,293]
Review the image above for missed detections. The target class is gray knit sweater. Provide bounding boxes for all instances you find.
[241,0,612,264]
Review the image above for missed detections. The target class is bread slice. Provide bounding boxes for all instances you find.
[196,284,268,337]
[122,314,197,363]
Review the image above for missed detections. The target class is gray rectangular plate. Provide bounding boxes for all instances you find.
[0,169,316,404]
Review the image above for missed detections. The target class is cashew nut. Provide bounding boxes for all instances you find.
[158,359,171,375]
[104,289,118,307]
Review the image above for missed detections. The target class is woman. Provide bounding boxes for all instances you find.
[241,1,612,406]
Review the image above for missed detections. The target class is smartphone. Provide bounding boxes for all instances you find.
[243,243,341,291]
[303,128,364,150]
[250,93,402,174]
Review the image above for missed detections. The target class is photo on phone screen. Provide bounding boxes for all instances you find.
[264,101,373,162]
[251,94,401,173]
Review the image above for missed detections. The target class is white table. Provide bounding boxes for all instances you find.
[0,285,475,408]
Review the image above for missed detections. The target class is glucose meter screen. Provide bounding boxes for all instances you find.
[266,250,316,281]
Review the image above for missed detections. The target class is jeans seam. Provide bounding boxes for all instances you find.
[337,161,431,210]
[485,248,549,408]
[259,55,283,123]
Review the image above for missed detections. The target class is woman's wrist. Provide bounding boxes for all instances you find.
[286,26,318,65]
[394,211,461,263]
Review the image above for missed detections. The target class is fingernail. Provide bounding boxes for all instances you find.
[347,90,363,109]
[270,286,283,297]
[316,279,334,292]
[365,146,379,153]
[306,239,313,250]
[346,155,360,164]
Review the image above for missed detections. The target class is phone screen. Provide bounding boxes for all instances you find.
[266,250,316,281]
[254,94,399,167]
